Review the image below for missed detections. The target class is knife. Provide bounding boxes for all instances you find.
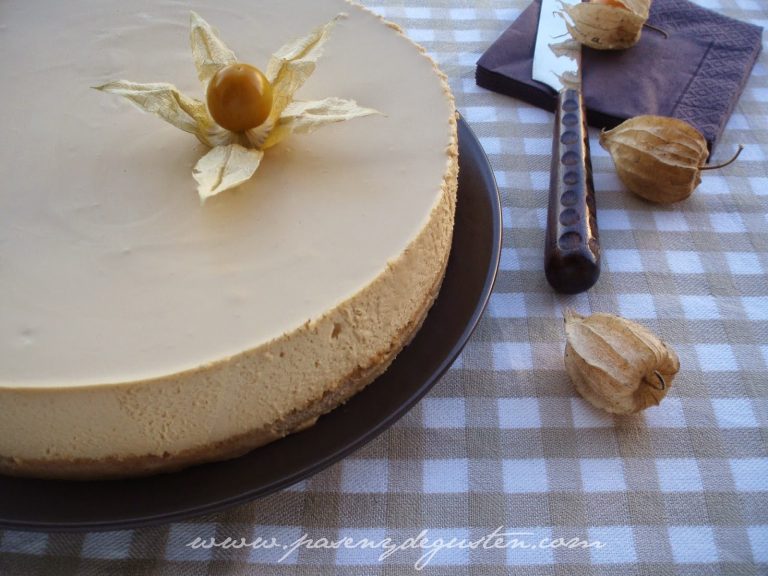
[533,0,600,294]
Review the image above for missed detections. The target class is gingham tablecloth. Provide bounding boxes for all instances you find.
[1,1,766,574]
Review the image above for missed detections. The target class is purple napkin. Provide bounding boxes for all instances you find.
[475,0,763,156]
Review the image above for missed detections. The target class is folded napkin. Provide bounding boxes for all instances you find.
[475,0,763,156]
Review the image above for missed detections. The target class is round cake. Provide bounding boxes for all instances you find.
[0,0,457,478]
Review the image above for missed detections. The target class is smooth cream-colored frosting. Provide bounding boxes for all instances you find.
[0,0,457,476]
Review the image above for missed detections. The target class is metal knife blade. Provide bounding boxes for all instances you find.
[533,0,579,91]
[533,0,600,294]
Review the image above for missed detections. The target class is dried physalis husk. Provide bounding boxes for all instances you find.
[564,310,680,414]
[562,0,651,50]
[96,12,379,202]
[599,115,743,203]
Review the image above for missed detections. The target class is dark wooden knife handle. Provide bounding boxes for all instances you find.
[544,88,600,294]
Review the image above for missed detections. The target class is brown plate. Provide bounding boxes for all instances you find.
[0,116,501,531]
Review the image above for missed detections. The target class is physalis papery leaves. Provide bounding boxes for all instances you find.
[96,12,379,202]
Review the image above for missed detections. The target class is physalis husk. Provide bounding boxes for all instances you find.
[564,310,680,414]
[561,0,651,50]
[599,115,743,203]
[96,12,379,202]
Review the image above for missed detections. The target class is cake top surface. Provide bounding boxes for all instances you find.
[0,0,454,388]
